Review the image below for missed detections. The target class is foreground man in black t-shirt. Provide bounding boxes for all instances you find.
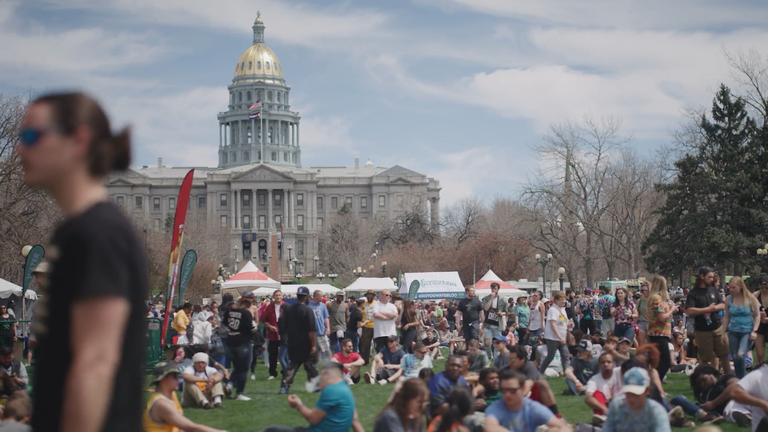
[280,286,318,394]
[19,92,148,432]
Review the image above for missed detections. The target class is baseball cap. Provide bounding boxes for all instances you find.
[618,337,631,345]
[32,261,50,274]
[622,367,650,395]
[576,339,592,352]
[493,335,507,343]
[297,286,310,296]
[192,352,209,363]
[151,362,179,385]
[241,291,256,299]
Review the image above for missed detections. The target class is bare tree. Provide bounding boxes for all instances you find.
[725,48,768,124]
[319,206,383,286]
[443,195,485,247]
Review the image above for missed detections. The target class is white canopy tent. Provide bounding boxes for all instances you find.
[0,279,22,299]
[344,277,397,294]
[220,261,280,290]
[253,284,340,297]
[399,272,466,300]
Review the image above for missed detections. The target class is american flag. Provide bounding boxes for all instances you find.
[249,99,262,111]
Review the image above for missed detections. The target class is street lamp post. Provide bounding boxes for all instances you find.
[314,256,319,275]
[382,261,387,278]
[558,267,565,292]
[233,245,239,271]
[317,272,325,283]
[535,253,553,297]
[328,273,338,284]
[292,257,299,281]
[353,267,365,277]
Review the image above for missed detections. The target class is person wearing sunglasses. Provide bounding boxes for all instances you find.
[484,368,569,432]
[19,92,149,432]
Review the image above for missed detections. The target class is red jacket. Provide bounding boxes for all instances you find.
[261,301,281,341]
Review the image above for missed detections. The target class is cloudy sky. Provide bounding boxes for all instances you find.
[3,0,768,204]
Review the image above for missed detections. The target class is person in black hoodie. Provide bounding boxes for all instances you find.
[280,287,318,394]
[222,297,257,401]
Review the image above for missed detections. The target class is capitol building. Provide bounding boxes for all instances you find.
[106,14,441,278]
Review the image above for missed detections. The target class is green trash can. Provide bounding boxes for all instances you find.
[146,318,164,370]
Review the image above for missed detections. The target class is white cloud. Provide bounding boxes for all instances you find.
[430,148,524,205]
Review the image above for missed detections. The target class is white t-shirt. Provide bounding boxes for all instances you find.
[543,304,568,341]
[737,364,768,432]
[528,302,543,331]
[373,302,398,338]
[183,365,218,379]
[586,372,618,400]
[176,334,202,345]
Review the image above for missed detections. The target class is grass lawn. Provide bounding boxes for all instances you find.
[177,357,745,432]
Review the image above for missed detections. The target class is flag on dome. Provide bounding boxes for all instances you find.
[249,99,262,111]
[249,112,260,119]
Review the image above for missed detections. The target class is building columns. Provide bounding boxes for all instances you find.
[284,190,289,228]
[267,189,273,232]
[230,190,235,229]
[236,189,241,229]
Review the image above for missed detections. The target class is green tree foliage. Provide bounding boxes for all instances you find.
[644,85,768,276]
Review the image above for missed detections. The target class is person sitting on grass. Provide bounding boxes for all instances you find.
[492,336,510,370]
[732,362,768,432]
[182,353,225,409]
[466,340,489,373]
[667,365,730,426]
[427,354,469,417]
[262,363,364,432]
[426,386,473,432]
[365,335,405,385]
[502,344,563,417]
[331,338,365,385]
[177,324,202,346]
[0,393,31,432]
[452,350,479,387]
[0,347,27,390]
[584,352,618,426]
[602,367,671,432]
[484,369,570,432]
[372,378,430,432]
[397,342,434,380]
[144,362,223,432]
[423,329,442,359]
[564,339,599,396]
[472,367,501,413]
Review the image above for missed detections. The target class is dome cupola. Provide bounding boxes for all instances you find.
[233,11,284,84]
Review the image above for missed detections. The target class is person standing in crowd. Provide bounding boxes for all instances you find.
[598,287,616,336]
[143,362,223,432]
[611,287,637,341]
[446,301,457,332]
[174,303,193,338]
[360,290,378,364]
[686,267,731,373]
[458,287,484,343]
[721,276,761,378]
[346,299,363,353]
[482,283,507,359]
[484,369,569,432]
[0,306,16,350]
[602,367,671,432]
[280,287,318,395]
[261,290,284,380]
[754,275,768,365]
[647,275,675,381]
[217,293,234,368]
[565,290,577,332]
[527,292,546,342]
[513,295,530,343]
[20,92,148,432]
[328,293,348,354]
[576,290,597,335]
[372,378,429,432]
[222,297,257,401]
[240,291,262,381]
[399,299,419,354]
[308,290,331,362]
[636,281,651,345]
[539,291,570,375]
[373,290,398,354]
[732,363,768,432]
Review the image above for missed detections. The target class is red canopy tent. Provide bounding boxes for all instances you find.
[473,269,520,291]
[220,261,280,289]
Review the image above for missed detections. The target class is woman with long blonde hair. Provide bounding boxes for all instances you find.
[721,276,761,378]
[647,275,677,381]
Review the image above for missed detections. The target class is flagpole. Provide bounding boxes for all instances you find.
[260,102,265,163]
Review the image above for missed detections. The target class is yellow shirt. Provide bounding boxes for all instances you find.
[172,310,189,334]
[362,300,378,329]
[143,391,183,432]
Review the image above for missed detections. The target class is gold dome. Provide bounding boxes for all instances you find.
[233,44,284,84]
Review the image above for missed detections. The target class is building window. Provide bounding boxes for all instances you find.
[271,151,276,161]
[135,196,143,209]
[238,92,242,102]
[153,197,160,210]
[247,90,252,100]
[243,215,251,229]
[154,219,160,230]
[284,152,288,162]
[397,196,403,206]
[297,193,304,206]
[274,215,281,228]
[258,215,266,230]
[269,127,273,143]
[316,196,322,209]
[220,215,228,227]
[257,61,261,69]
[277,92,282,102]
[258,193,266,206]
[198,197,206,208]
[297,215,304,231]
[243,193,251,207]
[268,90,273,101]
[274,193,282,207]
[379,195,385,207]
[169,198,176,210]
[346,196,353,207]
[248,61,252,70]
[221,194,228,207]
[331,197,338,209]
[317,218,323,229]
[297,239,304,256]
[117,196,124,207]
[361,196,367,209]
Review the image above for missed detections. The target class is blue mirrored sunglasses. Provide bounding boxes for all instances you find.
[18,128,59,147]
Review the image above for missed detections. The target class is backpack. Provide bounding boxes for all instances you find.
[601,297,613,319]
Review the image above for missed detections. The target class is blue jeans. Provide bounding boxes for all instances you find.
[670,395,703,417]
[345,331,359,353]
[728,330,752,378]
[614,323,635,341]
[229,342,253,396]
[278,344,289,374]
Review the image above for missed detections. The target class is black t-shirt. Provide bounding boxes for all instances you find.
[570,357,599,385]
[423,336,439,347]
[695,374,736,413]
[565,298,575,319]
[686,286,724,331]
[285,302,316,361]
[458,297,483,324]
[0,316,15,338]
[447,306,457,322]
[222,307,254,346]
[32,202,147,432]
[347,307,362,333]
